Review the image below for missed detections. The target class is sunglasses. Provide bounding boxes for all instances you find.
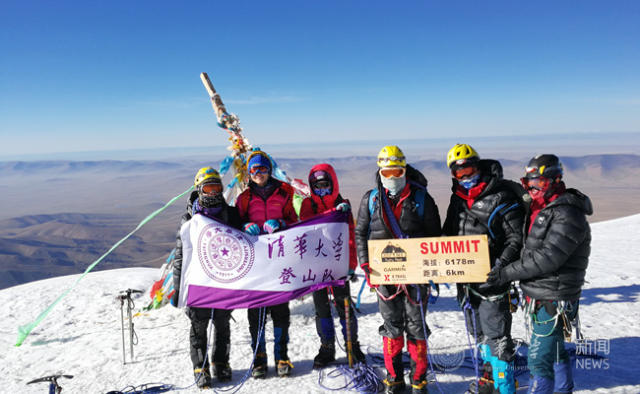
[380,167,406,178]
[201,183,223,194]
[249,166,270,175]
[452,166,477,180]
[520,177,550,191]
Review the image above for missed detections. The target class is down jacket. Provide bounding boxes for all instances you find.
[236,179,298,227]
[354,165,441,265]
[502,188,592,301]
[442,159,526,296]
[298,163,357,271]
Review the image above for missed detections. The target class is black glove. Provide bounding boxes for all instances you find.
[479,264,509,291]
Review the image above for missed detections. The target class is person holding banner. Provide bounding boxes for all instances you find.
[483,154,592,394]
[172,167,242,389]
[442,144,526,394]
[298,163,366,368]
[355,146,441,394]
[236,149,299,378]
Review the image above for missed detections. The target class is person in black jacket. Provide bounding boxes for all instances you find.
[355,146,441,394]
[172,167,242,389]
[484,154,592,394]
[442,144,525,394]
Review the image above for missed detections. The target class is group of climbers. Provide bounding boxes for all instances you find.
[172,144,591,394]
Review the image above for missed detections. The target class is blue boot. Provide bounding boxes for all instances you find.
[478,343,492,364]
[491,358,516,394]
[528,375,554,394]
[552,362,574,393]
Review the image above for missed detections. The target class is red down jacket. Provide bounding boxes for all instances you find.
[298,163,357,271]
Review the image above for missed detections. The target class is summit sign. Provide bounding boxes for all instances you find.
[368,235,491,285]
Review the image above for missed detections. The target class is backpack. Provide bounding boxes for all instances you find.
[466,179,527,241]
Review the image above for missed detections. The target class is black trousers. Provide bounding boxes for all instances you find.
[377,284,429,340]
[187,307,232,369]
[248,302,290,363]
[461,293,514,361]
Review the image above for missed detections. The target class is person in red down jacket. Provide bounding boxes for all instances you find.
[236,149,299,378]
[298,163,366,368]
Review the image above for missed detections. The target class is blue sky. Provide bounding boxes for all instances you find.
[1,1,639,157]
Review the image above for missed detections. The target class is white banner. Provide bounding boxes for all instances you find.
[178,211,350,309]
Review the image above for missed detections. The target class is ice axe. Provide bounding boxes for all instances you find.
[27,374,73,394]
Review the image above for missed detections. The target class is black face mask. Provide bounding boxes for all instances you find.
[199,192,224,208]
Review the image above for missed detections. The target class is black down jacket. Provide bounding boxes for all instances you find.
[502,188,592,301]
[173,191,242,297]
[442,159,526,296]
[355,165,441,265]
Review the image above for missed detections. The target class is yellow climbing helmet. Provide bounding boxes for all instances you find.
[194,166,221,187]
[446,143,479,169]
[377,145,406,168]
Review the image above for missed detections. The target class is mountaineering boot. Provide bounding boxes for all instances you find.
[552,361,574,393]
[411,378,429,394]
[213,362,232,382]
[194,367,212,389]
[383,336,406,394]
[467,343,498,394]
[467,363,498,394]
[490,358,516,394]
[383,373,407,394]
[351,341,367,364]
[528,375,554,394]
[277,360,294,377]
[313,343,336,369]
[251,352,268,379]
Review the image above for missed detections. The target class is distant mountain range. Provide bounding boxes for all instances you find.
[1,153,638,290]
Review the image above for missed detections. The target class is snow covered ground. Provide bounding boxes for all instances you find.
[1,214,639,393]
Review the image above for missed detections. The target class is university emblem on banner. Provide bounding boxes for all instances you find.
[197,223,255,283]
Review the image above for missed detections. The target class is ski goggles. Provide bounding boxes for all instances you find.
[520,176,549,191]
[452,165,477,180]
[312,179,331,189]
[380,167,406,178]
[200,182,223,194]
[377,155,405,167]
[249,166,270,175]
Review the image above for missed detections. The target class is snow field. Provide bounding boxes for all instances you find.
[1,215,639,393]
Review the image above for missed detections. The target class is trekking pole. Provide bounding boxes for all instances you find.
[344,298,353,368]
[128,293,134,361]
[117,289,143,364]
[119,294,126,364]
